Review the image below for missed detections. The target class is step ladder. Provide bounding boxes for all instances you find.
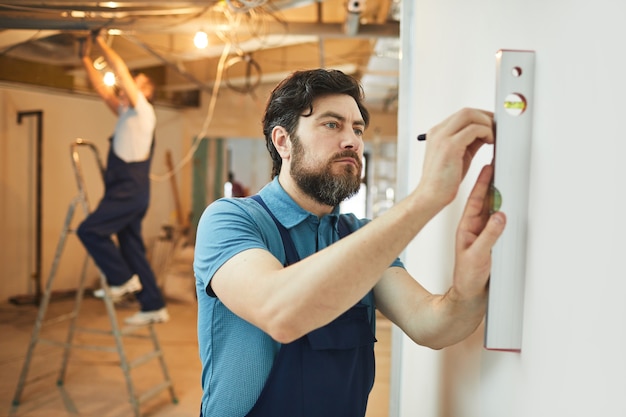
[11,138,178,417]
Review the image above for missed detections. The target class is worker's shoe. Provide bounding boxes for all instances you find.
[93,274,142,300]
[124,308,170,326]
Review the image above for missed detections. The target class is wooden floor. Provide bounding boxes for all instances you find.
[0,295,391,417]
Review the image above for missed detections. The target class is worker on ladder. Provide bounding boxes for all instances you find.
[77,29,169,325]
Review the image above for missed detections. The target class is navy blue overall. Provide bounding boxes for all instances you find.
[77,137,164,311]
[243,195,377,417]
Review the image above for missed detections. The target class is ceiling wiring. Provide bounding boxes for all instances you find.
[149,41,232,183]
[224,53,262,97]
[0,0,402,150]
[124,34,217,96]
[224,0,269,14]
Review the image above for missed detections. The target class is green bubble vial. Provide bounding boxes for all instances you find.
[490,185,502,212]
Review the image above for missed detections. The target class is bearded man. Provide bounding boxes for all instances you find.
[193,68,506,417]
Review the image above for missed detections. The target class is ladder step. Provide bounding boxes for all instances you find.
[75,326,151,339]
[120,326,154,338]
[42,312,76,326]
[137,381,172,405]
[39,337,117,353]
[129,350,161,369]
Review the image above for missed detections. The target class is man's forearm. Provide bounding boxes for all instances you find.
[82,56,105,95]
[415,289,487,350]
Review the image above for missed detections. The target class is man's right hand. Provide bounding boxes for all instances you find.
[78,36,91,60]
[90,28,104,41]
[417,108,494,210]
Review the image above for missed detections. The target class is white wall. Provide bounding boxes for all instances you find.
[0,85,187,300]
[395,1,626,416]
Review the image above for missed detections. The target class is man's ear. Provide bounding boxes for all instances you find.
[272,126,291,159]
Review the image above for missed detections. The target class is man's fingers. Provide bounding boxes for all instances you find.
[470,211,506,256]
[484,212,506,247]
[433,108,494,140]
[453,123,494,148]
[462,165,493,218]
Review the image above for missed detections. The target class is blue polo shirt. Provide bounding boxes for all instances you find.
[194,177,404,417]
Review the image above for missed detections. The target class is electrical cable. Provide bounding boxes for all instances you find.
[224,53,262,96]
[224,0,268,14]
[147,40,232,182]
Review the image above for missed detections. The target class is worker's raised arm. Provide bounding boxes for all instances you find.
[92,31,142,108]
[79,35,119,115]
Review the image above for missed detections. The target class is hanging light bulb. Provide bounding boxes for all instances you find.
[194,30,209,49]
[103,71,116,87]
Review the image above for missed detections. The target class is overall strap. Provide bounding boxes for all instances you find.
[245,195,371,417]
[337,215,351,238]
[249,195,352,266]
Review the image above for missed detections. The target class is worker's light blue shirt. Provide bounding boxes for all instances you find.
[194,177,404,417]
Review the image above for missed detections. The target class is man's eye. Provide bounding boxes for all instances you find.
[325,122,338,129]
[354,128,364,136]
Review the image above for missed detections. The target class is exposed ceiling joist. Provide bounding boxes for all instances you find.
[0,18,398,38]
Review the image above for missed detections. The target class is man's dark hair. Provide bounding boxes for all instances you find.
[132,71,156,104]
[262,69,370,178]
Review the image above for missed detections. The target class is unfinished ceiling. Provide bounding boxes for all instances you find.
[0,0,400,113]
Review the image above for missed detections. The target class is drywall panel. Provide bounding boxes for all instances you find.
[396,1,626,417]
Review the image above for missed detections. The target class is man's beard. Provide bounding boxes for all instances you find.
[290,137,363,207]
